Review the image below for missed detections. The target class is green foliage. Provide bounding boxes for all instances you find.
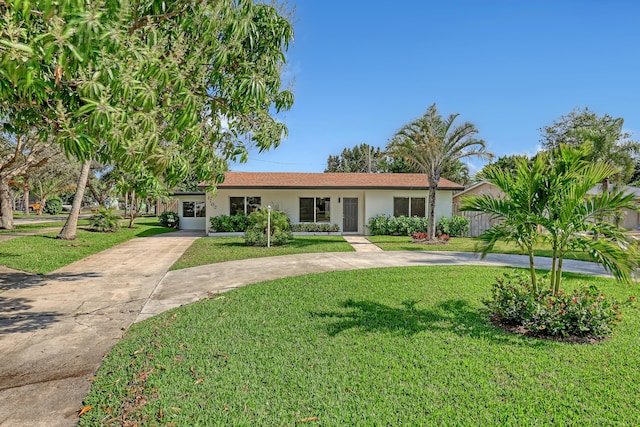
[436,215,470,237]
[325,144,385,173]
[88,207,121,232]
[209,214,254,232]
[43,196,62,215]
[158,211,179,229]
[541,107,640,185]
[243,208,292,246]
[2,0,295,238]
[290,223,340,232]
[485,272,634,337]
[367,214,429,236]
[244,228,292,247]
[463,145,639,293]
[475,154,530,181]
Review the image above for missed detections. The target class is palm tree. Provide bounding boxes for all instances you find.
[387,104,492,240]
[461,154,550,292]
[462,145,638,295]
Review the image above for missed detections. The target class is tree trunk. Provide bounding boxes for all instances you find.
[86,178,105,206]
[528,251,538,293]
[128,191,137,228]
[0,177,15,229]
[427,177,438,240]
[58,160,91,240]
[37,196,47,216]
[23,176,30,216]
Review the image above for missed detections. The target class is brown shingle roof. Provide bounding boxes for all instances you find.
[210,172,463,190]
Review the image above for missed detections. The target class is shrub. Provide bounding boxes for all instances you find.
[243,208,292,246]
[485,272,634,338]
[291,223,340,232]
[367,214,429,236]
[436,215,470,237]
[210,214,254,232]
[158,211,179,228]
[44,196,63,215]
[89,207,121,232]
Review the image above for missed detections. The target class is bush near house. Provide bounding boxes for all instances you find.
[367,214,429,236]
[158,211,179,228]
[210,214,255,232]
[291,223,340,233]
[436,215,470,237]
[244,208,292,246]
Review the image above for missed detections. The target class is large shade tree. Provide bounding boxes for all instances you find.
[1,0,294,239]
[462,145,638,294]
[541,108,640,190]
[387,104,492,239]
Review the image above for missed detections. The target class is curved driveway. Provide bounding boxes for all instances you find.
[0,231,612,426]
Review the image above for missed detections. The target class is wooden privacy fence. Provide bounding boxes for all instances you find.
[453,202,495,237]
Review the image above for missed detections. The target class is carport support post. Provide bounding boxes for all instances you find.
[267,205,271,248]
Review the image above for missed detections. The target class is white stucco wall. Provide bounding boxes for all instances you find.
[207,188,456,235]
[364,190,454,233]
[208,189,366,234]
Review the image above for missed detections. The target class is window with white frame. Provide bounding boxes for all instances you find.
[393,197,426,217]
[230,196,261,215]
[299,197,330,222]
[183,201,206,217]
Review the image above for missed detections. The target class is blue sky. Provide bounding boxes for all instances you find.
[231,1,640,175]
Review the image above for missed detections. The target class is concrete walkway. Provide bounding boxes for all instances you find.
[0,233,614,426]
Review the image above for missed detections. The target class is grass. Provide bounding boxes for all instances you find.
[170,236,354,270]
[0,218,175,274]
[81,265,640,426]
[0,220,90,234]
[368,236,592,261]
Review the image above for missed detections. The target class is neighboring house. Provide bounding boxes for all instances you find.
[453,181,640,236]
[588,184,640,230]
[452,181,504,237]
[175,172,464,234]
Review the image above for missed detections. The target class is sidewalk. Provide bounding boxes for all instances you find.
[0,230,202,427]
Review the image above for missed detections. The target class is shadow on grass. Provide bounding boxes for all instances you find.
[134,226,179,237]
[312,299,549,346]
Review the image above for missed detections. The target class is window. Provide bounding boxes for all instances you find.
[299,197,330,222]
[393,197,426,217]
[230,196,261,215]
[183,201,206,217]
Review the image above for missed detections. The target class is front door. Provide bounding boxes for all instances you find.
[343,198,358,233]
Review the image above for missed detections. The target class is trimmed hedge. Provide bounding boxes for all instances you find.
[210,214,255,232]
[291,223,340,232]
[367,214,428,236]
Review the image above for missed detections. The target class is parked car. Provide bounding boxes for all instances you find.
[28,202,41,212]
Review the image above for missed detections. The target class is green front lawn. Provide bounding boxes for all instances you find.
[0,220,91,234]
[0,218,175,274]
[170,236,354,270]
[81,266,640,426]
[368,236,592,261]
